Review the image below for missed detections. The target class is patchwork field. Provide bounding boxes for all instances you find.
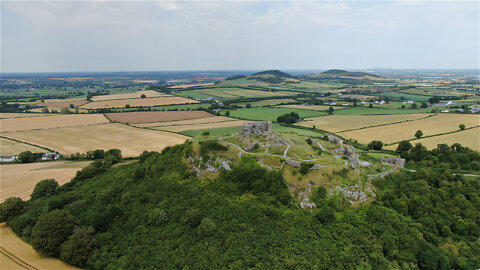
[36,100,89,109]
[298,114,432,132]
[237,99,296,107]
[279,105,347,111]
[396,126,480,151]
[135,116,233,127]
[91,90,168,101]
[0,161,90,202]
[0,137,46,155]
[1,223,79,269]
[0,114,109,132]
[2,123,189,157]
[153,120,247,132]
[229,107,327,121]
[340,114,480,144]
[80,96,197,109]
[107,110,212,124]
[177,88,297,99]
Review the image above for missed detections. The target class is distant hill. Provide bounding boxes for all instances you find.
[306,69,381,80]
[322,69,348,75]
[251,70,297,79]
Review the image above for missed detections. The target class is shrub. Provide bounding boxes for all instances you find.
[182,209,202,228]
[31,210,76,257]
[60,226,98,267]
[31,179,59,199]
[367,140,383,150]
[0,197,25,222]
[148,208,168,226]
[202,131,210,136]
[277,112,300,124]
[415,130,423,139]
[140,94,146,98]
[459,124,465,130]
[299,163,313,175]
[396,140,413,153]
[18,151,34,163]
[197,218,216,236]
[306,138,313,145]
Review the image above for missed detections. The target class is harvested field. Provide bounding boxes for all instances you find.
[135,116,233,127]
[91,90,169,101]
[80,96,197,109]
[36,100,88,109]
[2,123,189,157]
[298,114,432,132]
[0,161,90,202]
[0,113,53,119]
[387,127,480,151]
[0,223,79,269]
[168,83,215,89]
[0,137,46,155]
[154,120,247,132]
[0,114,109,132]
[279,105,346,111]
[107,110,212,124]
[341,114,480,144]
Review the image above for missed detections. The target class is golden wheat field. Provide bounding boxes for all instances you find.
[0,113,53,119]
[80,96,197,109]
[107,110,212,124]
[298,114,432,132]
[2,123,189,157]
[36,100,89,109]
[0,223,79,270]
[341,114,480,144]
[91,90,169,101]
[0,137,45,155]
[0,161,90,202]
[154,120,248,132]
[134,116,233,127]
[386,127,480,151]
[0,114,109,132]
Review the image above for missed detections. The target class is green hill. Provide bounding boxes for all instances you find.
[1,140,479,269]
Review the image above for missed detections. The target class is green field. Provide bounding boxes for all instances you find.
[371,91,430,102]
[236,99,296,107]
[333,106,433,115]
[181,126,242,137]
[228,107,327,121]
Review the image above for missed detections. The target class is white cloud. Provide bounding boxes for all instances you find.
[1,0,478,72]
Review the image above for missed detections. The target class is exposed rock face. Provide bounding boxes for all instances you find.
[349,154,361,170]
[324,134,343,145]
[297,188,317,209]
[380,157,405,168]
[285,159,301,168]
[241,121,273,137]
[329,184,372,204]
[309,164,323,170]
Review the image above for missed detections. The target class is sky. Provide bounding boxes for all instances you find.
[1,0,479,73]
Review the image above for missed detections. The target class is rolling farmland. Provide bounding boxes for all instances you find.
[340,114,480,144]
[2,123,189,157]
[0,114,109,132]
[107,110,212,124]
[386,126,480,151]
[298,114,432,132]
[91,90,169,101]
[0,137,46,155]
[0,161,90,202]
[80,96,198,109]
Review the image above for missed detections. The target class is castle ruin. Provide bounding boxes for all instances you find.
[241,121,273,137]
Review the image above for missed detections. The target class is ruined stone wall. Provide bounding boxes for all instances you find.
[380,157,405,168]
[241,121,273,137]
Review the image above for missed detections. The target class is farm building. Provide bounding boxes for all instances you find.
[0,155,17,162]
[41,152,61,161]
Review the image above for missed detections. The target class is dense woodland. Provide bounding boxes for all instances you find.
[1,141,479,269]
